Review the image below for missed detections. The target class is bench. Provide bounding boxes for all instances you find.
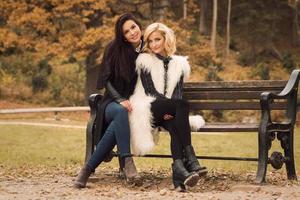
[85,69,300,183]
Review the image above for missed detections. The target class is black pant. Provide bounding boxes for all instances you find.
[151,99,191,160]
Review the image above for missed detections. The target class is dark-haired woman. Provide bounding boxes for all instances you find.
[74,13,143,188]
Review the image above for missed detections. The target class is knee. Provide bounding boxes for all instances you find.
[114,104,128,117]
[108,105,128,122]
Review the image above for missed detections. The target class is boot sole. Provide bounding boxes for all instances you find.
[119,170,142,185]
[198,168,208,177]
[73,182,86,188]
[183,173,200,187]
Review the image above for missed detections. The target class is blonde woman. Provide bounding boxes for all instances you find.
[129,23,207,191]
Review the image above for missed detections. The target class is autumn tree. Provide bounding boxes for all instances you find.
[0,0,115,104]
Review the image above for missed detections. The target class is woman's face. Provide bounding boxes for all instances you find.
[148,31,166,57]
[122,20,142,46]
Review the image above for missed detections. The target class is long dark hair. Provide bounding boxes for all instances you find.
[108,13,142,82]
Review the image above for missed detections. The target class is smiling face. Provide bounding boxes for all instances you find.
[122,20,142,47]
[148,31,166,57]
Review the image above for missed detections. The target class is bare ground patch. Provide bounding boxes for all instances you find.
[0,165,299,200]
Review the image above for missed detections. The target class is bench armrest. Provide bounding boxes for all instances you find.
[260,70,300,123]
[88,93,103,111]
[87,93,103,141]
[262,70,300,99]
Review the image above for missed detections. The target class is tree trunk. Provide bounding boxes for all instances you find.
[183,0,187,19]
[211,0,218,52]
[153,0,169,20]
[226,0,232,56]
[199,0,209,35]
[292,0,300,46]
[85,48,100,105]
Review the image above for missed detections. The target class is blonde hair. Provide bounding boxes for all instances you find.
[143,23,176,56]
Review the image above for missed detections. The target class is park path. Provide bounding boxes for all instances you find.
[1,172,300,200]
[0,120,86,129]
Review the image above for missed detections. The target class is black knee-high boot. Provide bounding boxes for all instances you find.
[172,159,200,190]
[183,145,208,176]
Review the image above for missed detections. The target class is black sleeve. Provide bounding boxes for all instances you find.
[171,75,184,99]
[140,69,167,100]
[96,43,113,90]
[105,81,126,103]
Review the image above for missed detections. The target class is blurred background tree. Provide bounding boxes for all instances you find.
[0,0,299,106]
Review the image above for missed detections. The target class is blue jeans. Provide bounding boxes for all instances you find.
[87,102,131,170]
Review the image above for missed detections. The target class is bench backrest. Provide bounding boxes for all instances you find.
[183,80,287,110]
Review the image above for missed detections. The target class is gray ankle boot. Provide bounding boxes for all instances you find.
[121,157,138,180]
[74,164,93,188]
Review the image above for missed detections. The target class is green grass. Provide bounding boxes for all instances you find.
[0,125,299,174]
[0,125,85,167]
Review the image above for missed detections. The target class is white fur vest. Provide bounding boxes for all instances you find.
[129,53,204,155]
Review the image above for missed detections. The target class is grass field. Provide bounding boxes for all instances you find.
[0,124,299,175]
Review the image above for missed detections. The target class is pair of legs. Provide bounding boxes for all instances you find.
[151,99,191,160]
[151,98,207,190]
[87,102,131,169]
[74,102,137,188]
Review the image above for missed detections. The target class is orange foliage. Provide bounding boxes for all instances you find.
[0,0,293,105]
[0,0,113,61]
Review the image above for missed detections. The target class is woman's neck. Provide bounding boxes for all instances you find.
[133,40,142,53]
[156,51,167,58]
[132,40,141,48]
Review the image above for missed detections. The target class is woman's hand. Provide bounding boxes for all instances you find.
[120,100,133,112]
[163,114,174,120]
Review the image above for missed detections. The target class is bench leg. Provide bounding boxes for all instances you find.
[282,130,297,180]
[255,125,270,183]
[85,121,94,163]
[85,94,102,163]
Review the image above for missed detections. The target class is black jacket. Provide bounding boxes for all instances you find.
[94,41,140,144]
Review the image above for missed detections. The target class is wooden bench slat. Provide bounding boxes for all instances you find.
[199,123,259,132]
[189,101,287,110]
[184,80,287,89]
[183,90,283,100]
[184,87,285,92]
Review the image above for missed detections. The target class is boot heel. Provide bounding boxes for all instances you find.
[198,167,208,177]
[172,175,186,192]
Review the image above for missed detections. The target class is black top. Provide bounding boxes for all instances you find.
[94,40,143,145]
[96,41,142,102]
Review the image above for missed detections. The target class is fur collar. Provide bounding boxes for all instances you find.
[136,53,190,79]
[135,53,191,98]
